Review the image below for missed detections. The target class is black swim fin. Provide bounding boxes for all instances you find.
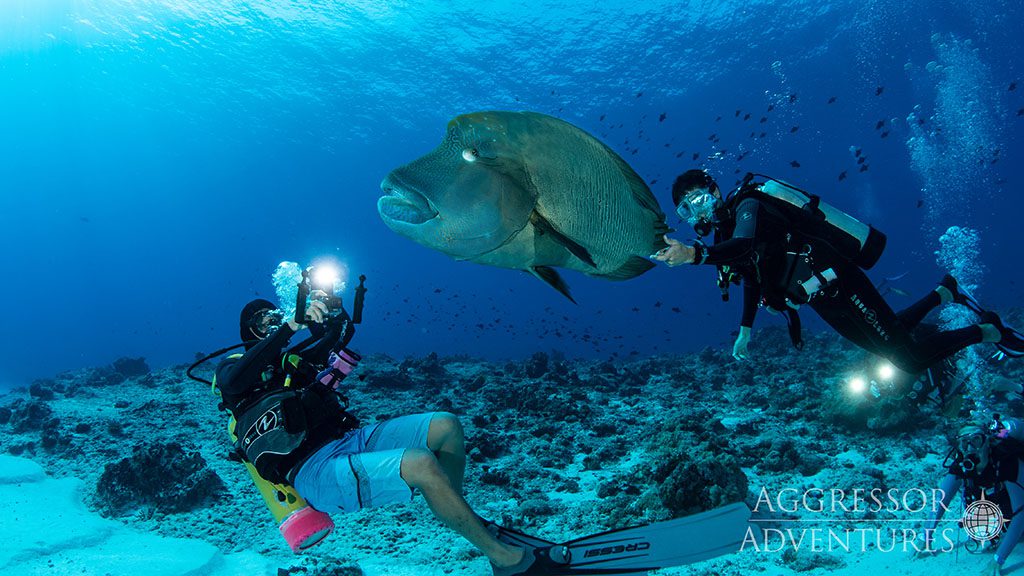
[483,502,752,575]
[955,286,1024,359]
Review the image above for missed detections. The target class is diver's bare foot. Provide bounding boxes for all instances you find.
[490,546,526,569]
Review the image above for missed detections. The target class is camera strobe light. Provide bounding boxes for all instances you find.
[877,363,895,380]
[313,265,340,290]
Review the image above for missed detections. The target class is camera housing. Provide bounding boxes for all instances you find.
[307,266,345,312]
[318,293,344,312]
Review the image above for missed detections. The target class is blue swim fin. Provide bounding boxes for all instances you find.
[483,502,752,575]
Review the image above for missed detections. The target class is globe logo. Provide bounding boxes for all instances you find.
[962,494,1007,542]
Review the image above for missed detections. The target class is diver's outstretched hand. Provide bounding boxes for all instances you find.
[652,235,695,267]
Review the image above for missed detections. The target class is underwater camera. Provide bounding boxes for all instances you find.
[310,265,344,311]
[295,265,343,323]
[843,356,962,408]
[294,264,368,326]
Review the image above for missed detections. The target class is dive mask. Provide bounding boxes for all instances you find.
[675,188,721,229]
[956,430,989,474]
[249,308,285,339]
[958,431,988,454]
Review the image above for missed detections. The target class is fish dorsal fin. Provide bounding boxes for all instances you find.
[529,266,577,303]
[530,211,597,268]
[593,255,655,281]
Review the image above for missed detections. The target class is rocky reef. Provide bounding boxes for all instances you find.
[95,441,226,516]
[2,327,1023,575]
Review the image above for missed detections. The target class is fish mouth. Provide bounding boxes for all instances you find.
[378,176,439,226]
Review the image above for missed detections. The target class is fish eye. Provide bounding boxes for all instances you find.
[462,148,478,162]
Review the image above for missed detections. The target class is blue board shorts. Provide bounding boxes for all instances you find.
[293,412,436,513]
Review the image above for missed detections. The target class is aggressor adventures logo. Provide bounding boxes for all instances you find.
[742,486,1005,555]
[961,493,1007,543]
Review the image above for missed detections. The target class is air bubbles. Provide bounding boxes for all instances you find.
[770,60,786,82]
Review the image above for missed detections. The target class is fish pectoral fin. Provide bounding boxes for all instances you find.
[652,220,672,251]
[530,211,597,268]
[530,266,577,303]
[593,256,656,281]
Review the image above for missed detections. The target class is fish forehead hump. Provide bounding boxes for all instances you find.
[447,112,513,144]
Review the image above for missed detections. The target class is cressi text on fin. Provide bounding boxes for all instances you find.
[561,502,752,572]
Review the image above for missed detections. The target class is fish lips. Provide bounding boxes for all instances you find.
[378,177,439,228]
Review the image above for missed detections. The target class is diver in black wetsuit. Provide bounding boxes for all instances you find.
[216,295,547,575]
[653,169,1024,374]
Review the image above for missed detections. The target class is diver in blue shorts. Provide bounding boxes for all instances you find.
[214,285,556,575]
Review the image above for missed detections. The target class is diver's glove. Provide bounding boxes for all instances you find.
[732,326,752,361]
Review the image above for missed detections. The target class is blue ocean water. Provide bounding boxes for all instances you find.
[1,0,1022,388]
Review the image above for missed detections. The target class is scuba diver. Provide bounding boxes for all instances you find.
[920,418,1024,575]
[653,170,1024,376]
[192,264,755,576]
[204,268,556,576]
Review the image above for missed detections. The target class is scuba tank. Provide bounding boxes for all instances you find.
[227,409,334,552]
[191,349,325,552]
[752,175,888,269]
[215,358,335,553]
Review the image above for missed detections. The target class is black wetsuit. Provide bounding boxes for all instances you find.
[216,321,341,411]
[215,319,356,484]
[694,186,983,374]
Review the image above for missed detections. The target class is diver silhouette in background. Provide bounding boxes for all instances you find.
[654,170,1024,375]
